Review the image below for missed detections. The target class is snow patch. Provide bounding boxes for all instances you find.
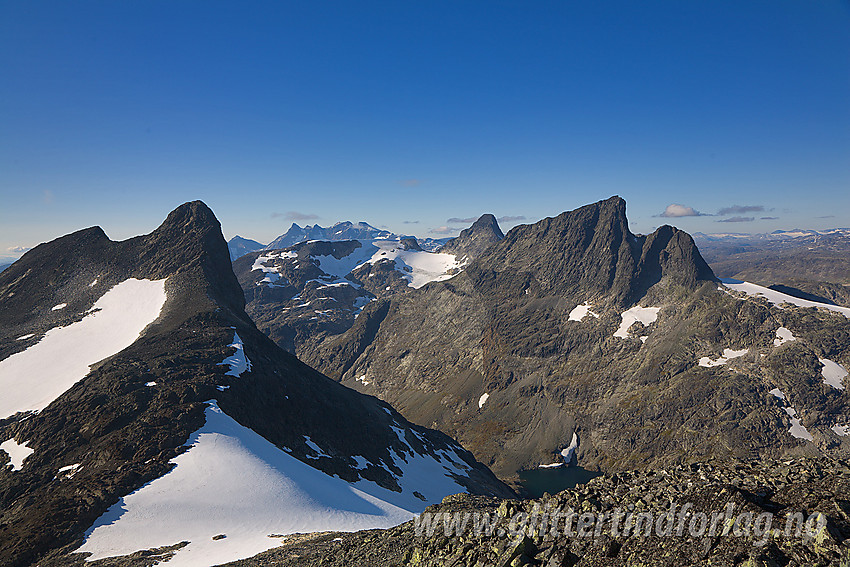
[52,303,68,311]
[560,432,579,464]
[219,333,251,378]
[356,374,370,386]
[568,302,599,322]
[698,348,748,368]
[251,254,287,287]
[303,436,331,459]
[478,392,489,409]
[768,388,786,401]
[58,463,82,478]
[773,327,795,347]
[770,389,814,441]
[819,358,847,391]
[1,438,34,471]
[0,278,168,419]
[352,295,374,317]
[15,334,34,341]
[721,279,850,318]
[783,407,814,441]
[832,424,849,436]
[613,306,660,339]
[145,382,157,387]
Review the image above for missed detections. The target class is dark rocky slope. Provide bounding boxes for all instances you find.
[301,197,850,480]
[0,202,512,567]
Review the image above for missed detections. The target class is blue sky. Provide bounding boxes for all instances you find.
[1,1,848,257]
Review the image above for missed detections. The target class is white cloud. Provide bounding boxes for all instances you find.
[659,204,704,218]
[7,246,30,254]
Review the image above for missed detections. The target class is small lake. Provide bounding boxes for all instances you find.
[518,466,601,498]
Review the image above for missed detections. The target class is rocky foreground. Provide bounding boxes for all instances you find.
[213,457,850,567]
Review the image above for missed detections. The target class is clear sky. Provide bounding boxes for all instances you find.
[2,1,848,259]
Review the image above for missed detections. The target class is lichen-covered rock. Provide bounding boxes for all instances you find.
[200,457,850,567]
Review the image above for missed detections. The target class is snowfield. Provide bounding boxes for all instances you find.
[264,239,462,291]
[78,401,473,566]
[318,239,462,289]
[365,240,462,289]
[721,279,850,318]
[0,278,168,419]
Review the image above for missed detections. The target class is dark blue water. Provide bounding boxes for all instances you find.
[518,466,601,498]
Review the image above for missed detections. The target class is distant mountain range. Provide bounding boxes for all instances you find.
[227,221,452,261]
[694,228,850,242]
[694,228,850,307]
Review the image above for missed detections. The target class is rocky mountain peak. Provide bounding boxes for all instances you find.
[139,200,244,315]
[469,214,504,238]
[439,213,504,260]
[154,200,219,233]
[473,195,715,305]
